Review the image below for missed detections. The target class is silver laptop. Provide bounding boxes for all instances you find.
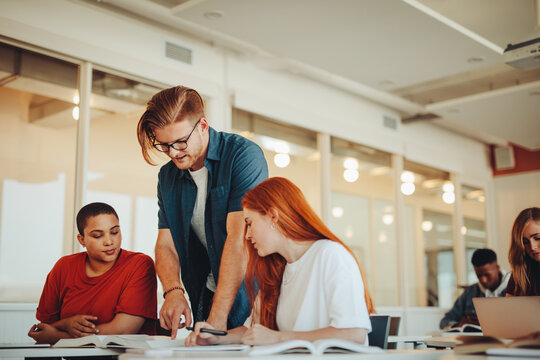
[473,296,540,339]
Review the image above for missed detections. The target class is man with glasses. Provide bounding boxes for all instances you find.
[137,86,268,339]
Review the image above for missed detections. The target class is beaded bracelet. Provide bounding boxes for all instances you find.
[163,286,185,299]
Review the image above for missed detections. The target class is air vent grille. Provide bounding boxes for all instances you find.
[383,115,398,130]
[165,42,192,65]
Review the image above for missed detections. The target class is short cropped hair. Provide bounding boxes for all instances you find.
[76,202,119,235]
[471,248,497,267]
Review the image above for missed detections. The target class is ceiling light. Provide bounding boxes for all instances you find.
[461,226,467,235]
[343,169,359,183]
[343,158,359,170]
[421,220,433,232]
[73,94,79,104]
[467,56,485,63]
[378,232,388,243]
[378,80,395,86]
[273,153,290,168]
[274,141,290,154]
[382,214,394,225]
[345,226,354,239]
[332,207,344,218]
[442,191,455,204]
[401,182,415,195]
[72,106,79,121]
[442,182,454,192]
[204,10,224,20]
[400,171,415,183]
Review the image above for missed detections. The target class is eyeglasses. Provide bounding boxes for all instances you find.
[152,119,201,152]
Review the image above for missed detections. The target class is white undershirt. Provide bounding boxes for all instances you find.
[245,240,371,345]
[189,167,216,292]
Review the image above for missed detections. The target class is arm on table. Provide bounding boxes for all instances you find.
[439,292,466,330]
[155,228,192,339]
[28,323,71,344]
[242,324,367,346]
[185,321,248,346]
[206,211,247,329]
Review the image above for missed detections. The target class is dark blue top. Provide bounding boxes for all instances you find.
[157,127,268,327]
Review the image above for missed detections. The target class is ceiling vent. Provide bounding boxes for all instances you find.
[165,41,192,65]
[504,37,540,70]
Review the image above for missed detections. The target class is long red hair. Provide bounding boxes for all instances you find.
[242,177,374,330]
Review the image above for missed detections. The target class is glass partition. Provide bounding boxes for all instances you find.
[232,108,321,214]
[0,42,79,301]
[328,137,396,306]
[462,185,487,284]
[402,159,455,307]
[87,70,165,256]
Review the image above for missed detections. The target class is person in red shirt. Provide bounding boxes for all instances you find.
[28,202,157,344]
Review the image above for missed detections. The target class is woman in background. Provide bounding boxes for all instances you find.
[186,177,374,346]
[507,207,540,296]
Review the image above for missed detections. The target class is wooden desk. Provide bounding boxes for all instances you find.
[424,336,462,349]
[0,347,122,359]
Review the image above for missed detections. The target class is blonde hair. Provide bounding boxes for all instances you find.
[508,207,540,295]
[137,86,205,165]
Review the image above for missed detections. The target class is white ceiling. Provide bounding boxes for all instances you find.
[88,0,540,150]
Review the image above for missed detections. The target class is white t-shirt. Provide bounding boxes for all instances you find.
[188,166,216,292]
[245,240,371,344]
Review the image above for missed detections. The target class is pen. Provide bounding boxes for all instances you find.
[186,326,228,336]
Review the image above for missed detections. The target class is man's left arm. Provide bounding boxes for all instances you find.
[206,140,268,329]
[206,211,246,329]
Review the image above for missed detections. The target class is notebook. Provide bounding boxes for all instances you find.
[473,296,540,339]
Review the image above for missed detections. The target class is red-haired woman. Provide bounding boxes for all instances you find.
[507,207,540,296]
[186,177,374,346]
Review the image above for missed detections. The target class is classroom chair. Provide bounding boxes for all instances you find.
[368,315,391,349]
[387,316,402,349]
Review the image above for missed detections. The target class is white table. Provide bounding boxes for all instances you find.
[119,349,452,360]
[0,346,122,359]
[388,335,431,349]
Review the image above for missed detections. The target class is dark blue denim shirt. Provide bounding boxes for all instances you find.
[157,127,268,327]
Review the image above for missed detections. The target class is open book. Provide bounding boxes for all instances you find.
[249,338,384,356]
[446,323,482,333]
[454,334,540,355]
[53,335,185,349]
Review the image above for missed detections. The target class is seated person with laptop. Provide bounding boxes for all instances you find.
[440,248,510,331]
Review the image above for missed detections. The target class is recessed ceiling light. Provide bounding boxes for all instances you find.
[378,80,395,86]
[467,56,485,63]
[204,10,224,20]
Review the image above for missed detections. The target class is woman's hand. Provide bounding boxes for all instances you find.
[241,324,282,345]
[59,314,98,337]
[185,321,220,347]
[28,323,62,344]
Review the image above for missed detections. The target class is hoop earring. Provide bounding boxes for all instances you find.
[270,222,276,230]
